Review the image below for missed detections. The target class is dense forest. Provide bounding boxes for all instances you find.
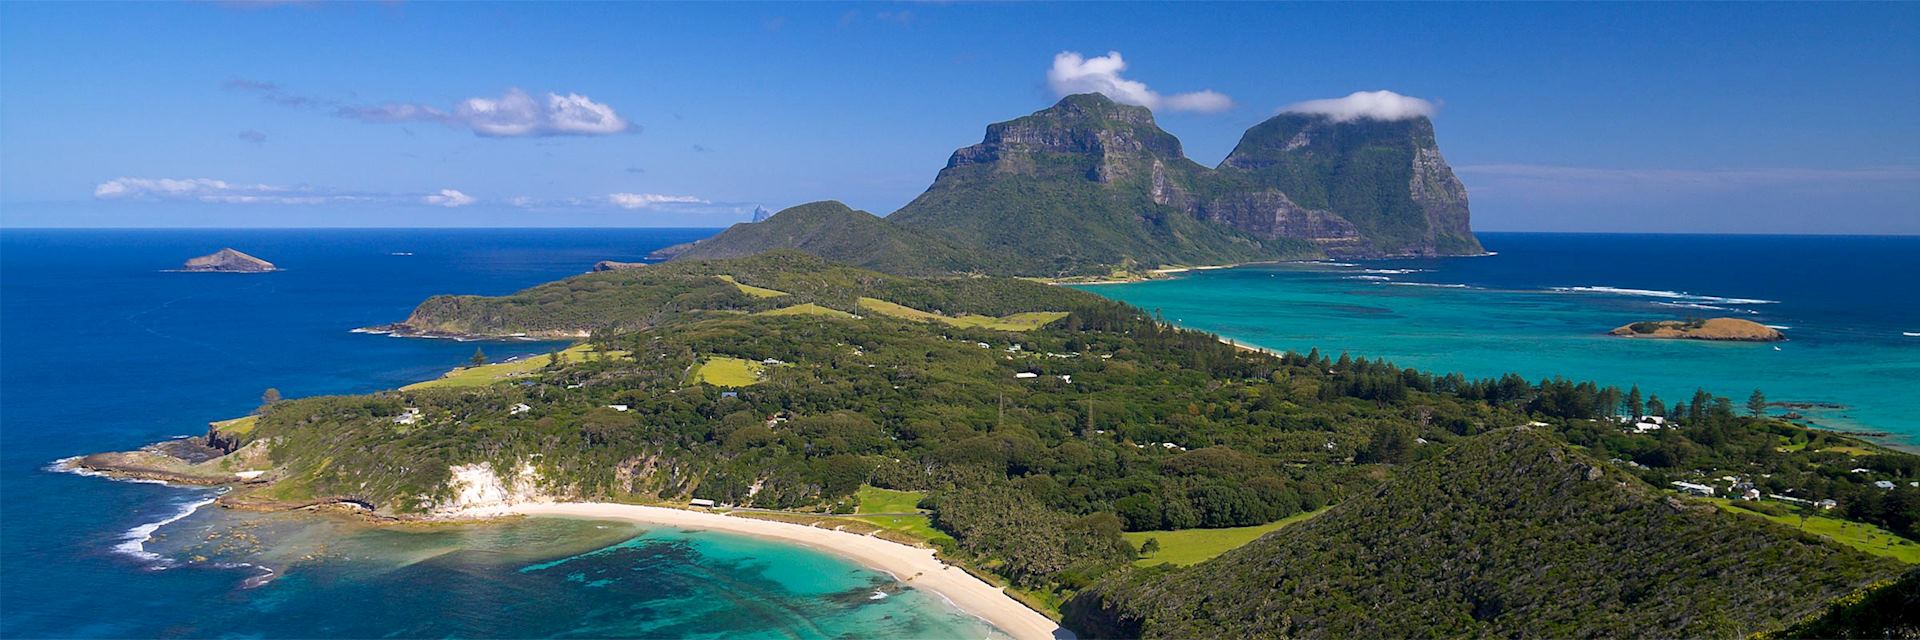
[211,252,1917,637]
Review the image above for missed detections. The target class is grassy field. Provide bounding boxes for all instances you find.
[858,297,1068,332]
[210,415,258,435]
[718,275,788,298]
[690,357,765,387]
[855,486,924,514]
[1123,508,1329,567]
[403,343,622,390]
[1708,498,1920,564]
[755,303,856,318]
[844,486,953,546]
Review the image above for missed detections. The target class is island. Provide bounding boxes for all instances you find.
[1609,317,1785,341]
[68,250,1919,639]
[181,248,276,272]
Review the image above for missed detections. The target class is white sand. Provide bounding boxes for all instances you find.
[453,502,1073,640]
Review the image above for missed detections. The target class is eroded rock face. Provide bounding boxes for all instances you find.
[182,248,276,272]
[592,260,646,272]
[1198,189,1362,251]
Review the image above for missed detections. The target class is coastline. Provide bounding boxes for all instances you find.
[451,502,1072,640]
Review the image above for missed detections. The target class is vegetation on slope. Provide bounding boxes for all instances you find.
[658,201,995,276]
[1065,428,1904,639]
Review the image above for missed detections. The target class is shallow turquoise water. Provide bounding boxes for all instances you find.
[1077,233,1920,448]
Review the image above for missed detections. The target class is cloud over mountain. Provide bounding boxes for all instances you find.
[1282,90,1435,122]
[1046,51,1233,114]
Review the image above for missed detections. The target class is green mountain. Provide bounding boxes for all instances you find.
[1064,428,1901,638]
[654,94,1481,277]
[1207,112,1482,256]
[887,93,1301,275]
[650,201,990,276]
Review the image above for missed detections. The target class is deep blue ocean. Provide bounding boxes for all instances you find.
[2,229,1915,638]
[0,229,996,639]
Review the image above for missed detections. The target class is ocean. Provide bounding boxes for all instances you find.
[0,229,997,639]
[1075,232,1920,448]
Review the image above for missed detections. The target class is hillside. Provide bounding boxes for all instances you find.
[1064,428,1903,639]
[374,250,1091,339]
[649,201,996,276]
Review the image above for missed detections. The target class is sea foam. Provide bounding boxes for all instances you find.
[1551,286,1778,305]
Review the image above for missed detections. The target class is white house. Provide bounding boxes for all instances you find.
[1875,480,1897,490]
[607,404,630,412]
[509,403,532,415]
[1671,481,1715,497]
[1741,488,1762,501]
[393,407,422,425]
[1817,499,1839,510]
[1014,372,1039,379]
[1058,375,1073,383]
[689,498,716,507]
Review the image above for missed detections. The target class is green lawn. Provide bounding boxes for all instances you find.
[755,303,856,318]
[404,343,622,390]
[844,486,953,546]
[1708,498,1920,564]
[1123,508,1329,567]
[855,486,924,514]
[858,297,1068,332]
[718,275,788,298]
[690,357,765,387]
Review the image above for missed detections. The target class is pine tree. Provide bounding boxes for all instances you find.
[261,387,281,405]
[1626,385,1644,418]
[1747,389,1768,417]
[470,347,487,367]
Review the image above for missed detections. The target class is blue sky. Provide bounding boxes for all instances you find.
[1,2,1915,233]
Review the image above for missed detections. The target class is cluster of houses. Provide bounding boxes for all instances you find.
[1627,415,1671,434]
[1668,477,1840,510]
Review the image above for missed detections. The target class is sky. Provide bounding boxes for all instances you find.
[1,2,1915,234]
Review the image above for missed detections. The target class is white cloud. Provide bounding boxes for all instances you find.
[608,193,709,209]
[228,80,632,137]
[1282,90,1435,122]
[96,177,453,207]
[1046,51,1234,114]
[422,189,476,208]
[92,177,329,205]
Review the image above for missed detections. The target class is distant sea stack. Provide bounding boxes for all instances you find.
[182,248,276,273]
[1610,318,1785,342]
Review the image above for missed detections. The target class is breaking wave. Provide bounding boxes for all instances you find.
[1550,286,1778,305]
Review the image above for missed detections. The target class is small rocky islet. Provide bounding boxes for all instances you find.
[181,248,277,273]
[1609,317,1785,342]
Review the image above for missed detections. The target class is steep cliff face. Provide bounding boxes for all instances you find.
[1212,113,1482,257]
[889,94,1295,275]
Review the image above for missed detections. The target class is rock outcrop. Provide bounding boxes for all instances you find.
[592,260,646,272]
[182,248,276,272]
[1610,318,1786,342]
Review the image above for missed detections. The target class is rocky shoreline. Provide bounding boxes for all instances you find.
[351,323,581,342]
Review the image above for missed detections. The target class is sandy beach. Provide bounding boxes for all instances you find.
[453,502,1073,640]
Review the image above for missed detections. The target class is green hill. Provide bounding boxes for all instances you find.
[651,201,995,276]
[1065,428,1902,639]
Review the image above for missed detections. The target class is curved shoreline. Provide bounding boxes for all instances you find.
[451,502,1072,640]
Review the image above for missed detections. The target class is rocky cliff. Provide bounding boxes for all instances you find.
[182,248,277,272]
[1209,113,1482,256]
